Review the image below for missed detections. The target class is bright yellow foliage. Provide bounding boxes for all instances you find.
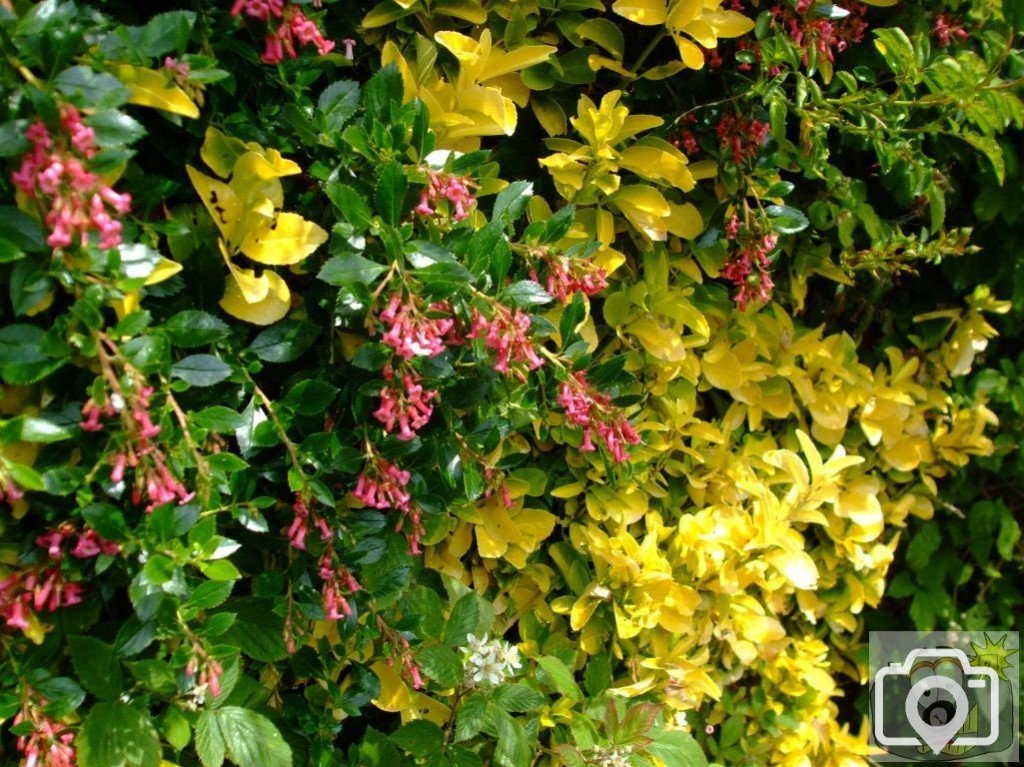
[383,31,555,150]
[610,0,754,69]
[187,128,328,325]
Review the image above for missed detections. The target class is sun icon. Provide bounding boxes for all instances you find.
[969,633,1018,682]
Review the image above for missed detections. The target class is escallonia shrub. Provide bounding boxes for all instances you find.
[0,1,1021,766]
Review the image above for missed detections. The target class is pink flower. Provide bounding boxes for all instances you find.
[376,295,455,360]
[373,369,437,440]
[536,257,608,303]
[558,371,641,462]
[414,170,477,222]
[12,108,132,251]
[933,14,969,46]
[342,38,357,58]
[467,304,544,378]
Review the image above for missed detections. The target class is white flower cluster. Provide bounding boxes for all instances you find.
[463,633,522,687]
[587,745,634,767]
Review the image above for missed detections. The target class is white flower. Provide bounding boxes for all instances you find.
[462,634,521,688]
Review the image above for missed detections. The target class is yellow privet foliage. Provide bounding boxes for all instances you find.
[610,0,754,69]
[186,128,328,324]
[382,31,556,150]
[424,266,1005,765]
[536,94,707,274]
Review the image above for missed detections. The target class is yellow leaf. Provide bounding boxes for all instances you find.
[112,64,199,118]
[666,202,703,239]
[187,166,240,241]
[145,258,183,286]
[240,213,328,266]
[531,93,567,136]
[370,660,412,712]
[220,268,292,326]
[767,549,819,590]
[611,185,670,241]
[672,36,706,69]
[665,0,702,29]
[200,126,250,178]
[479,45,557,81]
[432,0,488,22]
[612,0,666,25]
[403,692,451,725]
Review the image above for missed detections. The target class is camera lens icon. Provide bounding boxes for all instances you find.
[873,648,1000,756]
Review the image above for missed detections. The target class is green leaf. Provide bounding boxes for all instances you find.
[416,261,473,296]
[376,161,408,226]
[560,292,585,349]
[536,656,582,699]
[196,707,292,767]
[906,524,941,572]
[492,683,546,713]
[326,182,373,229]
[583,652,612,696]
[185,580,235,611]
[36,677,85,718]
[318,252,387,287]
[996,512,1021,560]
[444,593,481,645]
[392,720,444,757]
[493,708,530,767]
[455,693,488,742]
[492,180,533,227]
[68,636,122,701]
[645,730,707,767]
[86,110,145,147]
[249,320,318,362]
[507,280,553,307]
[192,406,246,433]
[55,66,130,109]
[319,80,361,133]
[872,27,917,74]
[363,64,404,124]
[765,204,809,234]
[20,413,75,443]
[418,645,464,687]
[172,354,232,387]
[0,324,67,384]
[164,310,230,347]
[282,380,339,415]
[78,701,162,767]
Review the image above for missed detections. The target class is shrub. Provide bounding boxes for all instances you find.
[0,1,1020,766]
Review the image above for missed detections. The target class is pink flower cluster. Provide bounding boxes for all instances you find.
[933,14,969,46]
[721,215,777,311]
[2,473,24,506]
[354,459,412,512]
[374,367,437,441]
[82,384,194,511]
[1,523,116,635]
[558,372,641,463]
[377,295,456,359]
[354,459,425,554]
[11,106,132,250]
[468,304,544,378]
[186,653,224,699]
[14,696,76,767]
[531,257,608,303]
[287,496,332,550]
[380,619,425,689]
[715,113,770,165]
[318,555,361,620]
[230,0,335,64]
[772,2,869,66]
[414,170,476,222]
